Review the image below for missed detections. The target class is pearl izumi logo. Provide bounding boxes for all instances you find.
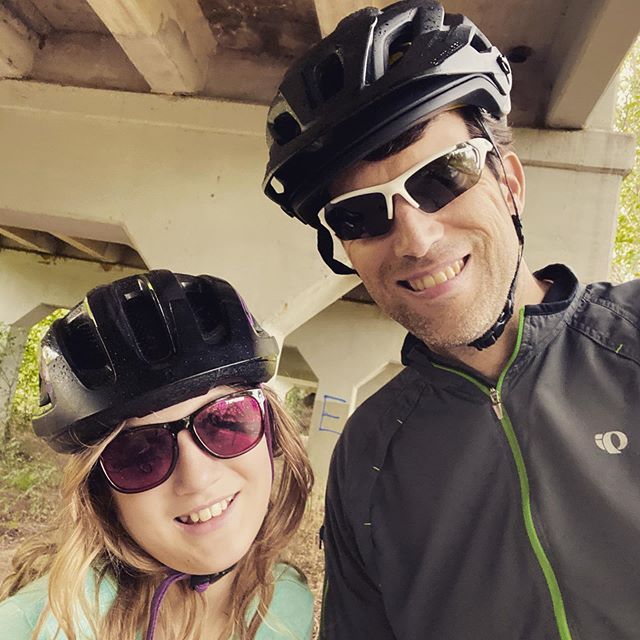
[595,431,629,455]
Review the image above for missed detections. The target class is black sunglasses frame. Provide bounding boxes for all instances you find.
[98,388,267,494]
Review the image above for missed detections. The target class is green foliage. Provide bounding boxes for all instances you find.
[9,309,67,434]
[0,312,67,546]
[284,386,316,436]
[612,36,640,283]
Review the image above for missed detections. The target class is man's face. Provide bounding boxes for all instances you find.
[333,111,522,350]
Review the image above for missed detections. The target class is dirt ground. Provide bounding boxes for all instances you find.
[0,546,13,579]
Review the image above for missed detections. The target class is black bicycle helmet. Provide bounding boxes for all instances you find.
[263,0,511,227]
[33,270,278,453]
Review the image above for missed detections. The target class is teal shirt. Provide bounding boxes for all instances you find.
[0,563,314,639]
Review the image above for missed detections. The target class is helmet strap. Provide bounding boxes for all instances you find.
[145,565,237,640]
[316,225,357,275]
[468,113,525,351]
[468,241,523,350]
[260,389,275,479]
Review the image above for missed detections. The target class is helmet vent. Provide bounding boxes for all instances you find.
[272,112,301,145]
[470,32,491,53]
[38,378,51,407]
[184,280,228,343]
[122,288,174,363]
[59,316,114,389]
[387,27,413,68]
[315,53,344,100]
[269,176,285,195]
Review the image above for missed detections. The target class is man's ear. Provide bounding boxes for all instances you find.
[497,150,525,216]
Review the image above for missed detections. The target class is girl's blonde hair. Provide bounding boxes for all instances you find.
[0,387,313,640]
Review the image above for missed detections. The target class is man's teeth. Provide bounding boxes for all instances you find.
[407,259,464,291]
[177,495,234,524]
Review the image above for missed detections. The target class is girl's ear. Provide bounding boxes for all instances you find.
[497,150,526,216]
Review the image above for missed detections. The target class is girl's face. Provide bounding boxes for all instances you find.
[110,386,272,575]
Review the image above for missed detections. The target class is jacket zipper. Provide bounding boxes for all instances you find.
[489,387,503,419]
[432,308,572,640]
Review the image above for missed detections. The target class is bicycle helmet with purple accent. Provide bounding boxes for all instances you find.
[33,270,278,453]
[263,0,511,227]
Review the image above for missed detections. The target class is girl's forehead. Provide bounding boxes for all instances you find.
[124,385,237,427]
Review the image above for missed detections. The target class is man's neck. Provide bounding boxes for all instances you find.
[431,267,551,382]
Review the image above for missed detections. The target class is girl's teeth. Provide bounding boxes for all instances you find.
[179,495,234,525]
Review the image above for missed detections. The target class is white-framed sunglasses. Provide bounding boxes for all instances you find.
[323,137,494,240]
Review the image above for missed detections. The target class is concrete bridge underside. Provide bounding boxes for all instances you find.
[0,78,635,486]
[1,0,639,487]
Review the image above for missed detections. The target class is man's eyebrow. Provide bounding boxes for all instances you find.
[422,110,449,130]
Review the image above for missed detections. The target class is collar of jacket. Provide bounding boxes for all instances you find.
[401,263,582,387]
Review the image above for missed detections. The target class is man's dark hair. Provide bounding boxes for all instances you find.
[364,106,513,179]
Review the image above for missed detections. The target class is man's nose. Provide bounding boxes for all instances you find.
[391,195,445,259]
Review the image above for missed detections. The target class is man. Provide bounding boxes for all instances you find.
[263,1,640,639]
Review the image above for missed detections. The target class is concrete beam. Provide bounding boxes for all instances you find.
[32,32,149,93]
[0,78,266,136]
[25,31,285,104]
[50,234,123,263]
[313,0,372,36]
[84,0,217,94]
[0,5,39,78]
[546,0,640,129]
[515,127,636,176]
[5,1,52,36]
[0,249,142,325]
[0,226,58,253]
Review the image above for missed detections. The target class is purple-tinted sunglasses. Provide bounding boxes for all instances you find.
[99,388,267,493]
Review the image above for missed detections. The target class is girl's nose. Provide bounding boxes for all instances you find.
[171,429,223,495]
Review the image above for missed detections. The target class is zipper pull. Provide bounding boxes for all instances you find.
[489,387,504,420]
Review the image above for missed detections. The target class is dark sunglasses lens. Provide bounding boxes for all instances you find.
[101,428,174,492]
[325,193,390,240]
[194,395,263,457]
[406,145,483,213]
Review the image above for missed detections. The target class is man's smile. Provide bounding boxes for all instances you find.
[399,256,469,291]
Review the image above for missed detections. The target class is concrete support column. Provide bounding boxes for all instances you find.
[0,323,29,439]
[514,126,636,281]
[286,300,406,489]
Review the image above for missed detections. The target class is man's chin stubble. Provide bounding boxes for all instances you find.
[387,303,499,351]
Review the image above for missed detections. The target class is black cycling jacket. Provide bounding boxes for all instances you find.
[320,265,640,640]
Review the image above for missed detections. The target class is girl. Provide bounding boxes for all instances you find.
[0,270,314,640]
